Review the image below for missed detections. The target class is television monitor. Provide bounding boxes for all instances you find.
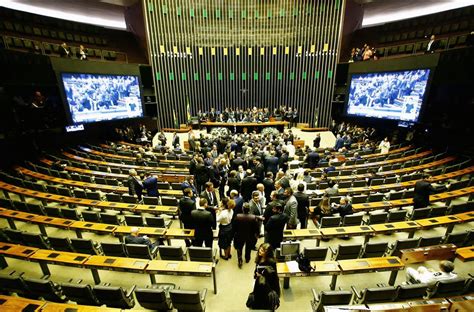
[60,73,143,124]
[345,69,430,122]
[280,241,300,257]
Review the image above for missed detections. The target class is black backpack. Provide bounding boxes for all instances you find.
[296,253,314,273]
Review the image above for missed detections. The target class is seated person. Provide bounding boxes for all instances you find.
[331,196,353,218]
[406,260,457,286]
[125,227,159,249]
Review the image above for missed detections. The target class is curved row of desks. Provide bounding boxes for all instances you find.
[0,242,217,293]
[16,165,474,202]
[0,295,121,312]
[0,181,179,216]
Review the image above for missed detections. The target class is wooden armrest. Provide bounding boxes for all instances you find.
[350,285,362,300]
[200,288,208,301]
[311,288,320,301]
[126,285,137,298]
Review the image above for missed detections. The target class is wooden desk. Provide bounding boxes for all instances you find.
[0,295,45,311]
[319,225,374,244]
[277,260,340,289]
[416,215,462,236]
[201,121,289,132]
[283,229,321,240]
[338,257,404,287]
[454,211,474,222]
[447,295,474,311]
[113,226,167,241]
[84,255,149,284]
[69,221,117,238]
[400,244,457,264]
[29,249,90,276]
[97,144,190,165]
[146,260,216,293]
[407,298,451,311]
[0,242,37,268]
[371,221,420,238]
[0,181,178,216]
[455,246,474,262]
[43,301,121,312]
[63,151,188,174]
[352,186,474,213]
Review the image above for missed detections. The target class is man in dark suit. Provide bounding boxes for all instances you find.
[125,227,158,249]
[426,35,439,53]
[227,170,241,196]
[294,183,309,229]
[233,203,260,266]
[313,133,321,148]
[264,151,279,175]
[230,190,244,216]
[181,176,197,197]
[262,172,275,204]
[332,197,353,218]
[231,153,247,171]
[240,169,258,202]
[172,132,180,147]
[142,172,159,197]
[127,169,143,201]
[334,134,344,150]
[200,182,218,229]
[264,204,289,250]
[413,174,436,208]
[191,198,214,247]
[305,148,320,169]
[253,157,265,183]
[194,158,209,194]
[179,188,196,246]
[279,148,289,172]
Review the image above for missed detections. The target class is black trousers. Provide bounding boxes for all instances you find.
[193,238,213,248]
[235,238,257,261]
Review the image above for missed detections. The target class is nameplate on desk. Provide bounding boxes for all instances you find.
[23,249,35,255]
[133,261,147,267]
[154,229,163,233]
[407,222,417,226]
[106,226,115,230]
[360,226,370,231]
[284,231,293,235]
[108,203,117,206]
[104,258,116,264]
[128,205,135,208]
[199,264,211,271]
[63,221,72,225]
[385,224,394,229]
[58,197,65,200]
[448,216,458,220]
[429,219,438,223]
[0,245,11,251]
[362,204,370,207]
[383,201,391,206]
[84,223,93,228]
[387,259,400,264]
[31,192,38,195]
[90,201,99,205]
[309,230,318,234]
[44,218,53,222]
[336,228,345,233]
[148,206,156,209]
[356,261,369,267]
[47,253,60,259]
[167,263,179,270]
[74,256,87,261]
[26,215,34,219]
[10,212,18,216]
[45,195,52,198]
[400,200,408,203]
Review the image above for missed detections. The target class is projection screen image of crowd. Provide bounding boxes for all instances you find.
[346,69,430,122]
[61,73,143,124]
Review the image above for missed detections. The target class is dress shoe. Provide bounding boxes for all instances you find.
[238,259,243,268]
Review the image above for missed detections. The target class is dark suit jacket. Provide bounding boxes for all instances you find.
[265,213,289,249]
[191,209,214,241]
[413,180,435,208]
[227,177,241,194]
[200,190,218,229]
[172,135,180,147]
[313,137,321,148]
[294,191,309,219]
[334,203,353,218]
[241,176,258,201]
[143,176,159,197]
[179,196,196,227]
[127,176,143,199]
[254,164,265,183]
[426,40,440,53]
[306,152,320,169]
[262,178,275,203]
[194,164,210,184]
[124,234,152,247]
[233,213,260,242]
[264,156,279,175]
[279,153,289,172]
[231,157,247,171]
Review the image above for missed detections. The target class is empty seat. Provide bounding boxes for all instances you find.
[444,232,469,245]
[21,232,50,249]
[49,236,74,252]
[351,195,368,204]
[387,210,407,222]
[122,194,137,204]
[360,242,388,258]
[73,189,88,199]
[71,238,102,255]
[188,247,215,262]
[161,196,178,206]
[146,216,168,228]
[330,244,363,260]
[100,213,122,225]
[61,283,100,306]
[13,201,29,212]
[410,207,431,220]
[368,194,385,202]
[351,286,398,304]
[158,246,186,261]
[61,207,80,220]
[135,287,173,311]
[4,228,23,244]
[125,215,145,226]
[365,211,388,225]
[427,278,467,298]
[389,191,404,200]
[370,179,384,186]
[106,193,122,202]
[170,289,207,312]
[101,242,127,257]
[24,277,67,302]
[311,289,353,312]
[387,238,420,257]
[430,206,447,217]
[125,244,157,259]
[82,211,101,223]
[303,247,328,261]
[342,214,363,226]
[157,182,170,190]
[94,285,136,309]
[143,196,159,205]
[397,283,429,300]
[318,216,340,228]
[26,203,45,215]
[0,274,29,296]
[86,191,101,200]
[419,236,443,247]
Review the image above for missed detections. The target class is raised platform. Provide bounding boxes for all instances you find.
[301,127,329,132]
[201,121,289,133]
[162,127,191,133]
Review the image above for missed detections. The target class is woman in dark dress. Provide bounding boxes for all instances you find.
[249,243,280,310]
[216,198,235,260]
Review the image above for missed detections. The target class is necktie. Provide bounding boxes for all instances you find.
[208,192,213,204]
